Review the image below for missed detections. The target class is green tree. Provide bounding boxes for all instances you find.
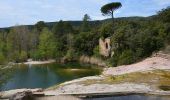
[101,2,122,35]
[74,32,99,56]
[99,22,114,38]
[101,2,122,22]
[81,14,91,32]
[6,26,30,62]
[93,45,100,57]
[19,51,27,62]
[0,52,6,64]
[35,21,46,32]
[38,28,56,60]
[52,21,75,58]
[52,20,65,37]
[157,7,170,23]
[63,32,76,61]
[64,22,74,33]
[118,49,134,65]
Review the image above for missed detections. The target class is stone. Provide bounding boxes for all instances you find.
[99,37,111,57]
[9,91,34,100]
[0,88,42,99]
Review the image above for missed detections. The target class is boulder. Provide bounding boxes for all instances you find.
[0,88,42,99]
[10,91,33,100]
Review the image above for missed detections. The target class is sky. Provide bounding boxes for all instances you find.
[0,0,170,28]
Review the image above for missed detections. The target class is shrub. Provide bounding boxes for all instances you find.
[118,50,135,65]
[30,51,42,61]
[93,45,100,57]
[99,22,114,38]
[19,51,27,62]
[11,51,20,63]
[0,52,6,65]
[65,49,75,61]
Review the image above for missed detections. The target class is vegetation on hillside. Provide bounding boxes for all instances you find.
[0,5,169,67]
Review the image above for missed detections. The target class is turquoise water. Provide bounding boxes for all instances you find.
[0,63,101,91]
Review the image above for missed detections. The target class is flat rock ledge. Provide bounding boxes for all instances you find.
[45,83,170,97]
[1,77,170,99]
[45,83,151,95]
[44,76,170,97]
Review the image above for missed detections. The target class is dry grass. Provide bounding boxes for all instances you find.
[46,70,170,92]
[74,70,170,91]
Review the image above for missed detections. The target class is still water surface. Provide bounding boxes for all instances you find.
[84,94,170,100]
[0,63,101,91]
[1,63,170,100]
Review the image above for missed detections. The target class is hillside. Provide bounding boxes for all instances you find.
[0,7,169,67]
[0,16,148,31]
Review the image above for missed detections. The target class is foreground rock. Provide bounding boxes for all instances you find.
[103,53,170,76]
[10,91,33,100]
[45,73,170,97]
[1,53,170,99]
[1,73,170,99]
[45,82,152,96]
[43,53,170,97]
[0,88,43,99]
[0,88,81,100]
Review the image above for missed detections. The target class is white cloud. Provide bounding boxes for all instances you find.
[153,0,170,5]
[0,0,168,27]
[0,0,113,27]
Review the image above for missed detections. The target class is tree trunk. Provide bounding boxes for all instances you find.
[111,10,114,35]
[110,10,114,54]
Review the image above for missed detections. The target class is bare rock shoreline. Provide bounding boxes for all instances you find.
[44,74,170,96]
[43,52,170,97]
[1,76,170,99]
[103,53,170,76]
[1,53,170,99]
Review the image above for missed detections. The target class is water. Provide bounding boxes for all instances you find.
[0,63,101,91]
[1,64,170,100]
[84,94,170,100]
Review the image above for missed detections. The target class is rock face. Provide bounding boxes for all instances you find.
[103,54,170,76]
[99,38,111,57]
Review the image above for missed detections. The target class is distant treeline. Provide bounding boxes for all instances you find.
[0,7,170,66]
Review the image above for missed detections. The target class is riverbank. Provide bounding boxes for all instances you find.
[1,71,170,99]
[16,55,107,67]
[1,52,170,99]
[44,70,170,96]
[43,52,170,96]
[103,52,170,76]
[18,59,56,65]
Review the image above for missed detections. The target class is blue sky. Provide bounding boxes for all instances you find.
[0,0,170,27]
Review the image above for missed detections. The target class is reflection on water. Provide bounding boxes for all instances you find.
[84,95,170,100]
[0,63,101,91]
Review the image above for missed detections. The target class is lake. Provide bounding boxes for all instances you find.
[1,63,170,100]
[0,63,101,91]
